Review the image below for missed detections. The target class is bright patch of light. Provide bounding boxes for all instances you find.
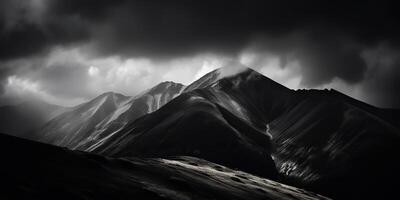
[88,66,99,76]
[6,75,41,95]
[194,60,221,80]
[4,75,84,106]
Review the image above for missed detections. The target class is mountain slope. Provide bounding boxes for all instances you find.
[0,100,64,139]
[0,133,329,200]
[90,67,400,199]
[269,89,400,199]
[91,68,295,178]
[92,91,278,178]
[185,67,297,129]
[36,81,185,150]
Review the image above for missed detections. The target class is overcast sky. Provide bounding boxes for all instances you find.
[0,0,399,108]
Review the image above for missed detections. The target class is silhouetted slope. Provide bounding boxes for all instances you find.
[0,133,329,200]
[36,82,185,150]
[0,100,64,139]
[269,89,400,199]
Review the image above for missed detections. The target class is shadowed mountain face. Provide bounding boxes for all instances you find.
[87,67,400,199]
[90,68,295,179]
[35,82,185,150]
[0,100,64,139]
[269,89,400,199]
[0,133,330,200]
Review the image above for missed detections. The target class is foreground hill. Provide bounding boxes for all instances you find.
[90,67,400,199]
[0,133,329,200]
[35,81,185,150]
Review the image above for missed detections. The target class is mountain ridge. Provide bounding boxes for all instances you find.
[87,66,400,199]
[34,81,185,150]
[18,66,400,199]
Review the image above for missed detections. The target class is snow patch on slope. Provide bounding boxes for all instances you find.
[80,95,108,119]
[161,158,330,200]
[105,98,133,125]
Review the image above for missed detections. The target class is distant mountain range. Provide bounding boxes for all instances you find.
[0,100,64,138]
[1,67,399,200]
[35,81,184,150]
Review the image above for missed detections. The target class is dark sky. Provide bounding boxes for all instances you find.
[0,0,399,107]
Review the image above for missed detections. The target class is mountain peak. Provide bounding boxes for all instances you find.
[155,81,185,89]
[185,66,287,93]
[217,65,253,78]
[146,81,185,95]
[98,91,118,98]
[93,91,129,102]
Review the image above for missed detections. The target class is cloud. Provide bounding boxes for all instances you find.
[88,66,99,76]
[0,0,399,108]
[2,75,85,106]
[0,0,88,59]
[306,44,400,108]
[237,39,400,108]
[2,0,399,61]
[0,47,238,106]
[239,52,302,89]
[243,31,367,87]
[359,44,400,107]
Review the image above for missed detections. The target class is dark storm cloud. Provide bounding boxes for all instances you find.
[0,0,399,107]
[246,30,368,87]
[0,0,91,61]
[360,45,400,107]
[83,0,400,60]
[0,0,92,95]
[1,0,399,61]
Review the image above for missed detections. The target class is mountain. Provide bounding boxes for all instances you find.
[91,68,295,179]
[36,81,185,150]
[89,67,400,199]
[0,133,329,200]
[269,89,400,199]
[0,100,64,139]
